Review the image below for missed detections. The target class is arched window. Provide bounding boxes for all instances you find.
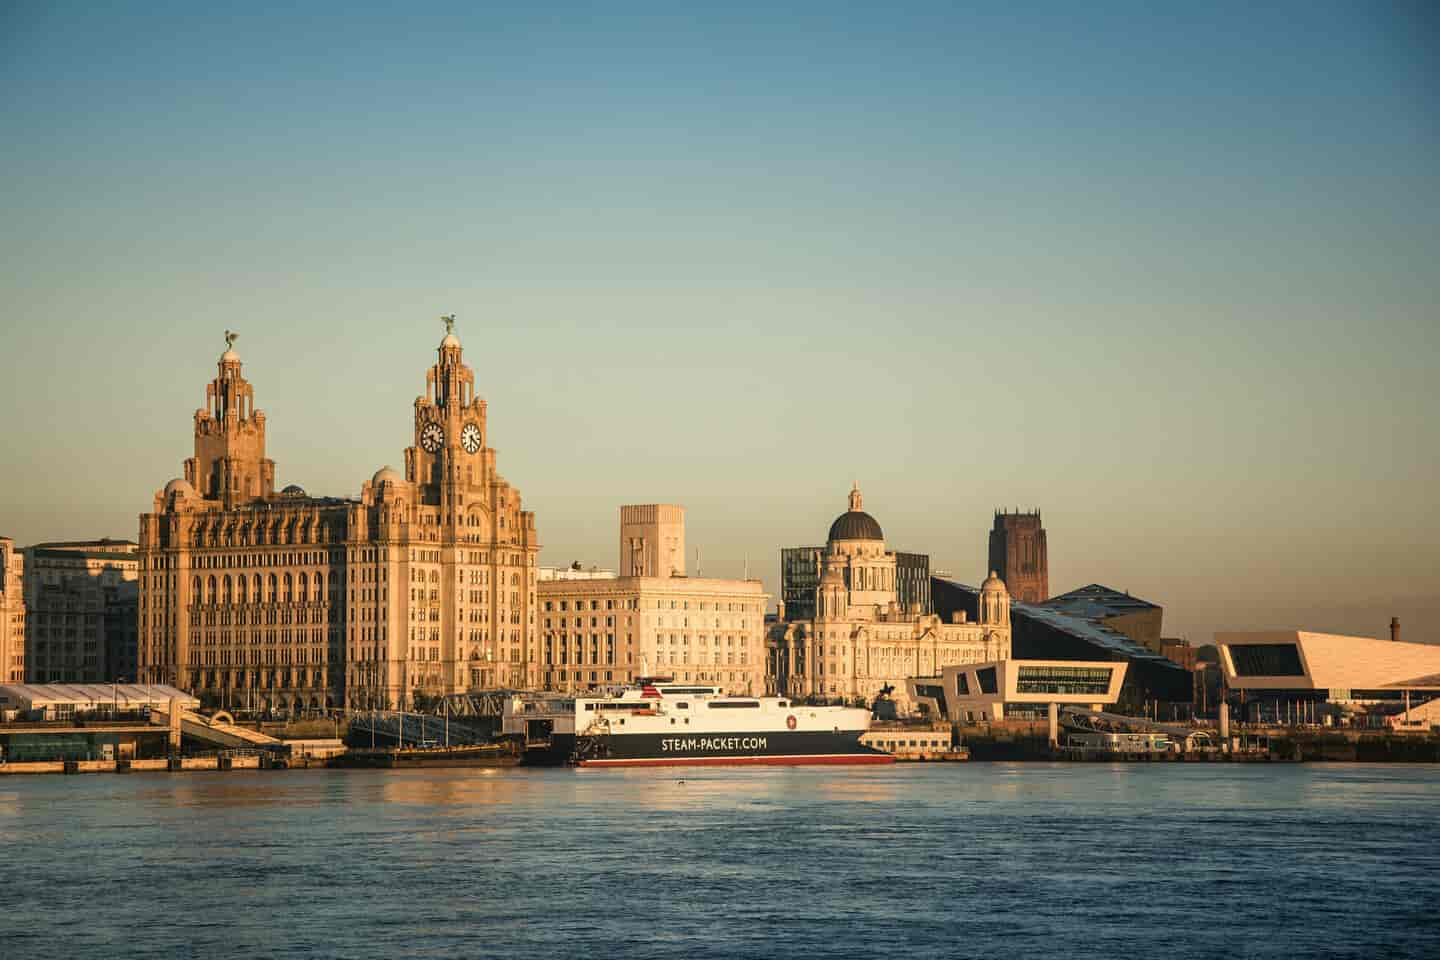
[252,574,262,601]
[297,572,308,602]
[314,572,324,600]
[223,576,233,604]
[192,575,202,600]
[207,575,217,603]
[238,577,248,603]
[268,574,278,603]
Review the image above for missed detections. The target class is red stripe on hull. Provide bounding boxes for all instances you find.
[578,753,896,768]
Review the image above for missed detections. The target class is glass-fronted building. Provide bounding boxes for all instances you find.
[905,658,1127,723]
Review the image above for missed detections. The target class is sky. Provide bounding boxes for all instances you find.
[1,2,1437,644]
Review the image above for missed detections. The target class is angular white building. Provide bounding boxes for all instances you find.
[1217,630,1440,723]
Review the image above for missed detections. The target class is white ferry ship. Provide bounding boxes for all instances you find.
[506,677,892,768]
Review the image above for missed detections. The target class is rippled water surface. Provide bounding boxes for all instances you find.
[2,764,1439,959]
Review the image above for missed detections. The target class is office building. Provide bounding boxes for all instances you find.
[537,506,767,694]
[137,321,540,712]
[23,539,139,683]
[0,538,24,684]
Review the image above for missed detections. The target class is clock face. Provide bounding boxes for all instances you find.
[461,422,482,454]
[420,421,444,453]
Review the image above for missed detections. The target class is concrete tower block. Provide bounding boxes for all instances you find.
[168,697,183,752]
[620,505,686,578]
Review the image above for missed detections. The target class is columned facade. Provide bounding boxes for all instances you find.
[137,321,539,714]
[0,538,24,684]
[769,486,1011,713]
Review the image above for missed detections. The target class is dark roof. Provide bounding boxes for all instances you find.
[1041,584,1160,620]
[932,577,1175,666]
[828,510,883,542]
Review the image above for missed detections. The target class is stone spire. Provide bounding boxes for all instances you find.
[186,332,274,505]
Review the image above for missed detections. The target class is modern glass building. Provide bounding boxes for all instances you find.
[782,547,931,622]
[779,546,824,622]
[932,576,1192,712]
[906,658,1127,723]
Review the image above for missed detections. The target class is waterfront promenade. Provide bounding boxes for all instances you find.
[2,764,1437,959]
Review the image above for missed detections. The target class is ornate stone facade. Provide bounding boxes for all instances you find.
[137,322,539,713]
[769,486,1011,712]
[537,505,768,695]
[0,538,25,684]
[537,576,768,695]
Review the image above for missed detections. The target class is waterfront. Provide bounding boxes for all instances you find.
[2,765,1438,958]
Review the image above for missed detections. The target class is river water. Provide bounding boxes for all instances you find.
[2,763,1437,959]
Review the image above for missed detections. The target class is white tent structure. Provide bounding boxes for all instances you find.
[0,683,198,719]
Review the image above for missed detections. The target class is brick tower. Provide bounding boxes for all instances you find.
[988,510,1048,604]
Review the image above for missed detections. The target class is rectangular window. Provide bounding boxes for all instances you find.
[1015,665,1112,696]
[1228,644,1305,677]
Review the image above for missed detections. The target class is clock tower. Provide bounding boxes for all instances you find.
[350,316,541,708]
[405,314,491,503]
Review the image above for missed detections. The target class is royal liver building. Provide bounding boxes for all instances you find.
[137,321,540,713]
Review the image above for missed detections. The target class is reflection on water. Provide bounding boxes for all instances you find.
[1,764,1438,959]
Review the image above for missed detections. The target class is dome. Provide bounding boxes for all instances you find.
[163,478,196,499]
[827,510,884,542]
[280,484,306,496]
[440,332,461,349]
[371,465,403,486]
[981,570,1008,594]
[826,481,884,541]
[221,348,240,363]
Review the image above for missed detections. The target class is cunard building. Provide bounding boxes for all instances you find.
[137,321,539,713]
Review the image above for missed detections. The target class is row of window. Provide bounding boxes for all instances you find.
[186,550,334,570]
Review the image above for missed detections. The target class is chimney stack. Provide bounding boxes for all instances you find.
[1390,617,1400,643]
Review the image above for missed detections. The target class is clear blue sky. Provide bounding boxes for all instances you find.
[2,1,1437,643]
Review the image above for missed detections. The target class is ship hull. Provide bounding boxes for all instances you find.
[574,729,893,767]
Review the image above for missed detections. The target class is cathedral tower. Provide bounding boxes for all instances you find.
[988,509,1048,604]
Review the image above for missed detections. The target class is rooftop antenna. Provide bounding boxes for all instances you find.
[695,546,702,577]
[744,553,750,580]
